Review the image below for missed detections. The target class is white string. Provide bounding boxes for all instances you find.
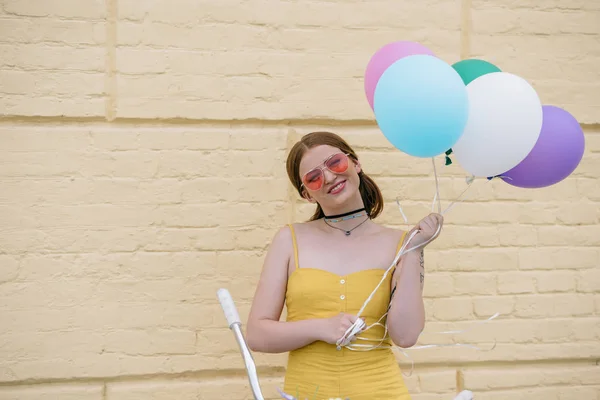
[343,313,499,377]
[431,157,442,214]
[336,226,440,349]
[336,165,504,361]
[337,206,499,352]
[443,174,514,215]
[395,196,409,225]
[441,177,475,215]
[424,312,500,334]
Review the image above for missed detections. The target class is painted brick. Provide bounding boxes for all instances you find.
[577,268,600,293]
[429,297,475,321]
[106,378,284,400]
[535,270,577,293]
[0,384,104,400]
[497,272,537,294]
[0,14,106,117]
[514,294,595,318]
[463,364,600,390]
[2,0,106,19]
[0,43,104,72]
[0,255,19,283]
[114,0,461,120]
[519,247,599,270]
[0,17,105,45]
[427,248,519,272]
[469,1,600,123]
[587,132,600,152]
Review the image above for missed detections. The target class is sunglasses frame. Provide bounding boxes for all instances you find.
[300,152,354,191]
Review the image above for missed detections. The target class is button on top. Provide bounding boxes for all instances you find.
[340,279,345,284]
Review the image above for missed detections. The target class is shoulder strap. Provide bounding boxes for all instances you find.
[288,224,300,269]
[392,231,408,277]
[396,230,408,254]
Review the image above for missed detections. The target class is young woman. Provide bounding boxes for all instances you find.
[246,131,443,399]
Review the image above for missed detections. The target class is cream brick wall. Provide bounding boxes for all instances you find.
[0,1,599,399]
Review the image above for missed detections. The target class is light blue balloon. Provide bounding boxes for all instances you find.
[373,54,469,158]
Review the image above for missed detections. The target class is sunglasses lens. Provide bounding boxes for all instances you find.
[303,169,324,190]
[301,153,350,191]
[326,153,349,173]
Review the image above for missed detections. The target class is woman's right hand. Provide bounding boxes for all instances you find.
[320,313,364,345]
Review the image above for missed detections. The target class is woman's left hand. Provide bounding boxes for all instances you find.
[409,213,444,247]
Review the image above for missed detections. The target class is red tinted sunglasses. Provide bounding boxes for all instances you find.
[301,152,351,191]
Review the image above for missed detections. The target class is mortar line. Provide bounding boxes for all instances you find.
[0,116,377,127]
[0,116,598,131]
[0,358,597,387]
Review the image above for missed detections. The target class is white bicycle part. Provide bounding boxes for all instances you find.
[454,390,474,400]
[217,288,265,400]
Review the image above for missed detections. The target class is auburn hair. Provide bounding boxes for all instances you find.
[286,131,384,221]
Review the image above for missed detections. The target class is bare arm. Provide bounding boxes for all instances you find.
[386,248,425,348]
[387,214,441,347]
[246,226,327,353]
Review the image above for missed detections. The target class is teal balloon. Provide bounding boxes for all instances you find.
[452,59,501,85]
[373,55,469,158]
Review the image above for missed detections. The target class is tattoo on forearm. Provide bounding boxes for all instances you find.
[419,250,424,288]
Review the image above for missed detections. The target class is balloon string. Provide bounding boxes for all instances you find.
[344,313,500,377]
[422,312,500,335]
[442,174,514,215]
[399,158,518,220]
[441,176,476,215]
[432,157,442,214]
[397,174,476,222]
[395,197,409,225]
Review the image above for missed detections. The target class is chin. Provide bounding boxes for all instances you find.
[324,181,359,206]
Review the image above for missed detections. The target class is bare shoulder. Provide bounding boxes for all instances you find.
[269,220,321,255]
[272,224,293,246]
[372,221,407,241]
[290,219,322,230]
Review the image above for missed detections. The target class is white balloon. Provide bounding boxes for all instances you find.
[452,72,543,177]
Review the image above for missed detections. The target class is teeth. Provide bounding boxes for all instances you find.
[330,182,344,192]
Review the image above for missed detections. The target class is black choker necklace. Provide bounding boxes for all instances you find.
[324,207,367,222]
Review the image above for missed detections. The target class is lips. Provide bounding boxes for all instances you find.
[328,180,346,194]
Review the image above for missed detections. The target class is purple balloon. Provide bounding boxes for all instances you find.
[501,105,585,188]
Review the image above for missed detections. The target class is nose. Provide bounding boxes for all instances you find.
[322,168,337,184]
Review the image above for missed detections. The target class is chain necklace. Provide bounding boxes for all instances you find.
[324,211,368,223]
[323,215,369,236]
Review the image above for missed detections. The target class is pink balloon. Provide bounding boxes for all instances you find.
[364,41,435,110]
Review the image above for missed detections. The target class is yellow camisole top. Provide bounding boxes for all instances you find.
[283,224,412,400]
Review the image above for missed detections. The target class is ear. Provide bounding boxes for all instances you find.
[302,189,316,203]
[354,159,362,174]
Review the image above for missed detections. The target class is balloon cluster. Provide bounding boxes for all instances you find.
[365,41,585,189]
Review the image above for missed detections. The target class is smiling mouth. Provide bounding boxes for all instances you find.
[328,180,346,194]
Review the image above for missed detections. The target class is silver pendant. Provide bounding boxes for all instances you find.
[345,231,351,236]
